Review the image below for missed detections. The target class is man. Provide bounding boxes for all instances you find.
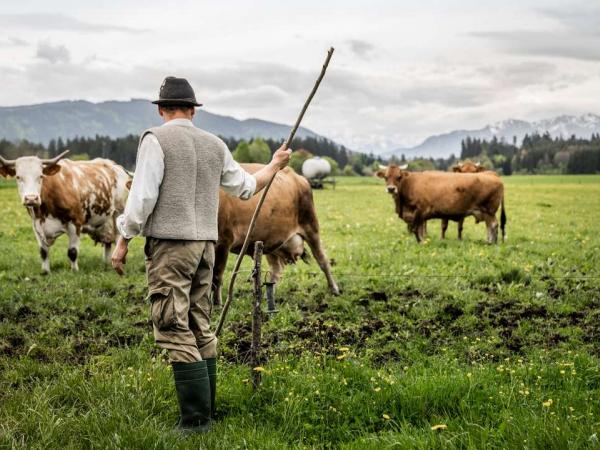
[111,76,291,433]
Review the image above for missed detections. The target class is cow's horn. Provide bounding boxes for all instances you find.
[378,164,388,170]
[41,150,70,165]
[399,164,408,170]
[0,154,16,166]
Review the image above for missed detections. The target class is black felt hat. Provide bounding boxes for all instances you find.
[152,76,202,107]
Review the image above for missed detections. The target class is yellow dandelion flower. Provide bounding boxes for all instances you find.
[382,414,391,420]
[339,347,350,352]
[336,354,347,360]
[543,399,553,407]
[431,424,448,431]
[374,387,381,392]
[253,366,265,372]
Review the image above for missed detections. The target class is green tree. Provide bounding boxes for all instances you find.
[323,156,339,176]
[233,141,251,163]
[342,164,356,176]
[248,138,271,164]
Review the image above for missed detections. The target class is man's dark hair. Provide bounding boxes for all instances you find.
[159,105,195,113]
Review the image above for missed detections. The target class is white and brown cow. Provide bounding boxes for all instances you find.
[0,151,131,273]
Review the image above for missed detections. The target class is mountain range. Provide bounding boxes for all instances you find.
[388,114,600,159]
[2,100,599,161]
[0,99,321,145]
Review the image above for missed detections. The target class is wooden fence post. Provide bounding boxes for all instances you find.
[250,241,264,389]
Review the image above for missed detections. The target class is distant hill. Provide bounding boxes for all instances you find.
[387,114,600,159]
[0,99,321,144]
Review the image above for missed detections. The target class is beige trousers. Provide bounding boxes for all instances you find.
[145,238,217,363]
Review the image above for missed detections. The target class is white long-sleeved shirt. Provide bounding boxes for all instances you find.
[116,118,256,239]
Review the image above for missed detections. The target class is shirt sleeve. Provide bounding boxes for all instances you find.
[220,143,257,200]
[116,134,165,239]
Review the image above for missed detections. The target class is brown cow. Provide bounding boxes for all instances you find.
[376,164,506,244]
[213,163,339,305]
[0,151,131,273]
[451,160,487,174]
[442,160,493,239]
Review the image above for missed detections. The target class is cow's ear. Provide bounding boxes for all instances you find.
[0,164,16,178]
[375,169,386,178]
[126,180,132,190]
[43,164,61,176]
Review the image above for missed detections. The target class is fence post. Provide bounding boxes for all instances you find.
[250,241,264,389]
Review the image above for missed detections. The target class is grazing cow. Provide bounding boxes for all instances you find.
[451,160,487,174]
[376,164,506,244]
[0,151,131,273]
[213,163,339,305]
[441,160,492,239]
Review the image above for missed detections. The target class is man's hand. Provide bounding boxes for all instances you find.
[251,144,293,194]
[270,144,292,170]
[111,236,129,276]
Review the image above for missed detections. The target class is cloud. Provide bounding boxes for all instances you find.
[472,30,600,62]
[471,3,600,61]
[0,13,145,33]
[36,41,70,64]
[539,4,600,36]
[0,37,28,47]
[347,40,375,59]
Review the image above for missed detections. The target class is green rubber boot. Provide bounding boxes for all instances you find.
[172,361,212,433]
[205,358,217,418]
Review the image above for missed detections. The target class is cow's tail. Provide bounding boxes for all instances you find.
[500,194,507,243]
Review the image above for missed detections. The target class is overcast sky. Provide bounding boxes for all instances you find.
[1,0,599,151]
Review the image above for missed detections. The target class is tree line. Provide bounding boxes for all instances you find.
[0,134,382,176]
[2,132,598,176]
[390,133,600,175]
[459,133,600,174]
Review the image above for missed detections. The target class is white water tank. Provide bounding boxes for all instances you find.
[302,157,331,180]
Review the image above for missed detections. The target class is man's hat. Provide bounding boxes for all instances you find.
[152,76,202,107]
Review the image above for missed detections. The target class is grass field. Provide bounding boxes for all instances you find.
[1,175,599,449]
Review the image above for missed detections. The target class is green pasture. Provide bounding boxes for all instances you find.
[0,175,599,449]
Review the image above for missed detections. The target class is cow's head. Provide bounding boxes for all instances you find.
[452,160,484,173]
[0,150,69,207]
[375,164,409,194]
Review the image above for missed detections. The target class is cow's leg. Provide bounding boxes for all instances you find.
[211,243,230,307]
[457,218,464,240]
[303,229,340,295]
[103,243,112,265]
[40,244,50,274]
[66,223,81,271]
[484,214,499,244]
[422,220,428,237]
[31,220,51,274]
[265,254,285,307]
[411,217,424,243]
[441,219,448,239]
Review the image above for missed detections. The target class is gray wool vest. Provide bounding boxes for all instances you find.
[141,124,226,241]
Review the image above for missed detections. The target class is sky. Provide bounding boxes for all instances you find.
[1,0,599,152]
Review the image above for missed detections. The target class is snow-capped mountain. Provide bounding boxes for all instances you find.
[387,114,600,160]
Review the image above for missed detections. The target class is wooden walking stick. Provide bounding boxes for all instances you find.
[215,46,334,337]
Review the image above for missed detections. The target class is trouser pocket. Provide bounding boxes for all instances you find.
[148,286,177,331]
[144,238,152,260]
